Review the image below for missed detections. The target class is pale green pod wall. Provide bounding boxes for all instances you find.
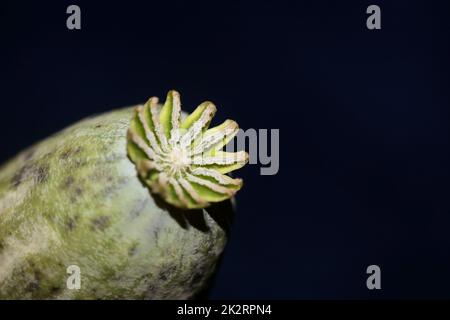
[0,107,232,299]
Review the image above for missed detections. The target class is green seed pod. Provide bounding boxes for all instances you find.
[0,91,248,299]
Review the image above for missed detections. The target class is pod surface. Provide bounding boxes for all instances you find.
[0,107,231,299]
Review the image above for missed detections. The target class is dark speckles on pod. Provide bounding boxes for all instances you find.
[63,176,85,203]
[23,147,36,161]
[26,268,43,292]
[153,229,159,244]
[128,242,139,257]
[65,214,80,231]
[50,286,62,295]
[35,164,49,184]
[10,162,49,187]
[26,281,40,292]
[59,149,71,160]
[158,265,177,281]
[74,186,83,197]
[129,198,149,220]
[59,146,83,161]
[91,215,111,232]
[66,218,76,231]
[62,176,75,189]
[190,271,203,287]
[11,164,30,188]
[73,159,87,168]
[33,269,42,282]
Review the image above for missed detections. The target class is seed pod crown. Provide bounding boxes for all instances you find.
[127,90,248,209]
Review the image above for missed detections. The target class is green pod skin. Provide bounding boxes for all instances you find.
[0,107,232,299]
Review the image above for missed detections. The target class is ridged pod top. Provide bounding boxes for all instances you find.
[127,90,248,209]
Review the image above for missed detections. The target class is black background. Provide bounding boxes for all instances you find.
[1,0,450,299]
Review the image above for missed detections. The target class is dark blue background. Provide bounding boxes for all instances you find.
[1,0,450,298]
